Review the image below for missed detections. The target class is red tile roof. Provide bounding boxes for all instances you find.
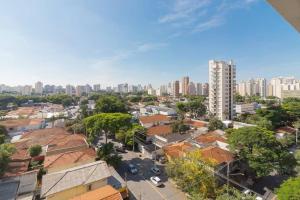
[276,126,296,134]
[184,119,207,128]
[44,148,96,170]
[200,146,234,165]
[139,114,170,124]
[147,125,172,136]
[0,118,43,128]
[195,132,227,144]
[70,185,122,200]
[163,142,196,158]
[3,160,30,177]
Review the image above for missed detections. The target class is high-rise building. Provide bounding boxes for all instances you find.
[66,85,74,96]
[22,85,32,96]
[270,77,300,98]
[257,78,267,98]
[181,76,189,96]
[172,80,180,98]
[209,60,236,120]
[196,83,202,95]
[202,83,209,96]
[93,84,101,92]
[188,82,196,95]
[34,81,43,94]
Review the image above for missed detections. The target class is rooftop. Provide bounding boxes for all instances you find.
[147,125,172,136]
[44,148,96,170]
[184,119,207,128]
[200,146,234,165]
[41,161,111,197]
[276,126,296,134]
[194,131,227,144]
[6,107,40,117]
[70,185,122,200]
[163,142,197,158]
[0,118,44,128]
[139,114,170,124]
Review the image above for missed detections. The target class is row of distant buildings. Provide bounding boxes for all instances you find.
[236,76,300,99]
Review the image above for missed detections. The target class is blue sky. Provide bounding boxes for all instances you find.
[0,0,300,87]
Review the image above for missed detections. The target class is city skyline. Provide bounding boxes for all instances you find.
[0,0,300,87]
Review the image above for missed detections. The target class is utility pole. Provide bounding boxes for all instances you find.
[132,131,135,152]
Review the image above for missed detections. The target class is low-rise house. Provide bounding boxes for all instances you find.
[4,107,40,119]
[275,126,296,139]
[41,161,111,200]
[0,170,38,200]
[139,114,170,128]
[193,131,229,150]
[140,106,176,116]
[184,119,208,131]
[108,167,128,199]
[44,149,96,173]
[163,142,198,160]
[70,185,122,200]
[200,146,234,166]
[235,103,256,115]
[0,118,45,137]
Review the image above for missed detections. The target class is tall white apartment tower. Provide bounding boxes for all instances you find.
[209,60,236,120]
[35,81,43,94]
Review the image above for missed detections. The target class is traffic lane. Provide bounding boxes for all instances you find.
[120,152,187,200]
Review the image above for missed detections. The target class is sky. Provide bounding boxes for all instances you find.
[0,0,300,87]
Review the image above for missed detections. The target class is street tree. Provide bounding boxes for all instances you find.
[0,125,7,144]
[96,142,122,167]
[166,150,217,199]
[276,177,300,200]
[84,113,132,144]
[228,127,296,177]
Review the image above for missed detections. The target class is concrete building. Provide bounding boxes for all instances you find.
[202,83,209,96]
[65,85,74,96]
[21,85,32,96]
[172,80,180,98]
[235,103,256,115]
[270,77,300,98]
[93,84,101,92]
[188,82,196,95]
[196,83,202,95]
[35,81,43,94]
[209,60,236,120]
[181,76,189,95]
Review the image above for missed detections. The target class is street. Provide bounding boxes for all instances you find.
[117,150,187,200]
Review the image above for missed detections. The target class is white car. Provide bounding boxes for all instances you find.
[150,166,160,175]
[150,176,162,187]
[243,189,263,200]
[128,164,138,174]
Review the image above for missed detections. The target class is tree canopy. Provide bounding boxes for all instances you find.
[228,127,296,177]
[166,150,217,199]
[28,145,42,157]
[0,143,16,176]
[96,142,122,167]
[208,117,224,131]
[176,98,206,119]
[95,95,127,113]
[282,98,300,120]
[84,113,132,144]
[0,125,7,144]
[276,177,300,200]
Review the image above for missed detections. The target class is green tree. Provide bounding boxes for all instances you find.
[84,113,132,144]
[171,121,190,134]
[282,98,300,120]
[116,124,145,147]
[95,95,127,113]
[188,100,207,118]
[166,150,217,199]
[208,117,224,131]
[228,127,296,177]
[96,142,122,167]
[0,125,7,144]
[28,145,42,157]
[0,143,16,176]
[276,177,300,200]
[216,186,257,200]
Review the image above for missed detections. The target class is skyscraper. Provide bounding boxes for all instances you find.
[196,83,202,95]
[188,82,196,95]
[35,81,43,94]
[181,76,189,96]
[209,60,236,120]
[172,80,180,98]
[66,84,74,96]
[93,84,101,92]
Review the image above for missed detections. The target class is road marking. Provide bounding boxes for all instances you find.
[146,180,167,200]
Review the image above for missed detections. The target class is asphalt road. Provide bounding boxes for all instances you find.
[117,150,187,200]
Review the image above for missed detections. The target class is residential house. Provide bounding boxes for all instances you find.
[139,114,170,128]
[70,185,122,200]
[41,161,111,200]
[44,148,96,173]
[193,130,229,150]
[0,170,38,200]
[163,142,198,160]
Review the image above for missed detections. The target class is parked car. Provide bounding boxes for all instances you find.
[242,189,263,200]
[150,176,162,187]
[150,166,160,175]
[128,164,138,174]
[115,146,126,153]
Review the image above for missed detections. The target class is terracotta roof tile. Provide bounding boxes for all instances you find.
[147,125,172,136]
[184,120,207,128]
[70,185,122,200]
[200,146,234,165]
[44,148,96,170]
[195,132,227,144]
[139,115,170,124]
[163,142,196,158]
